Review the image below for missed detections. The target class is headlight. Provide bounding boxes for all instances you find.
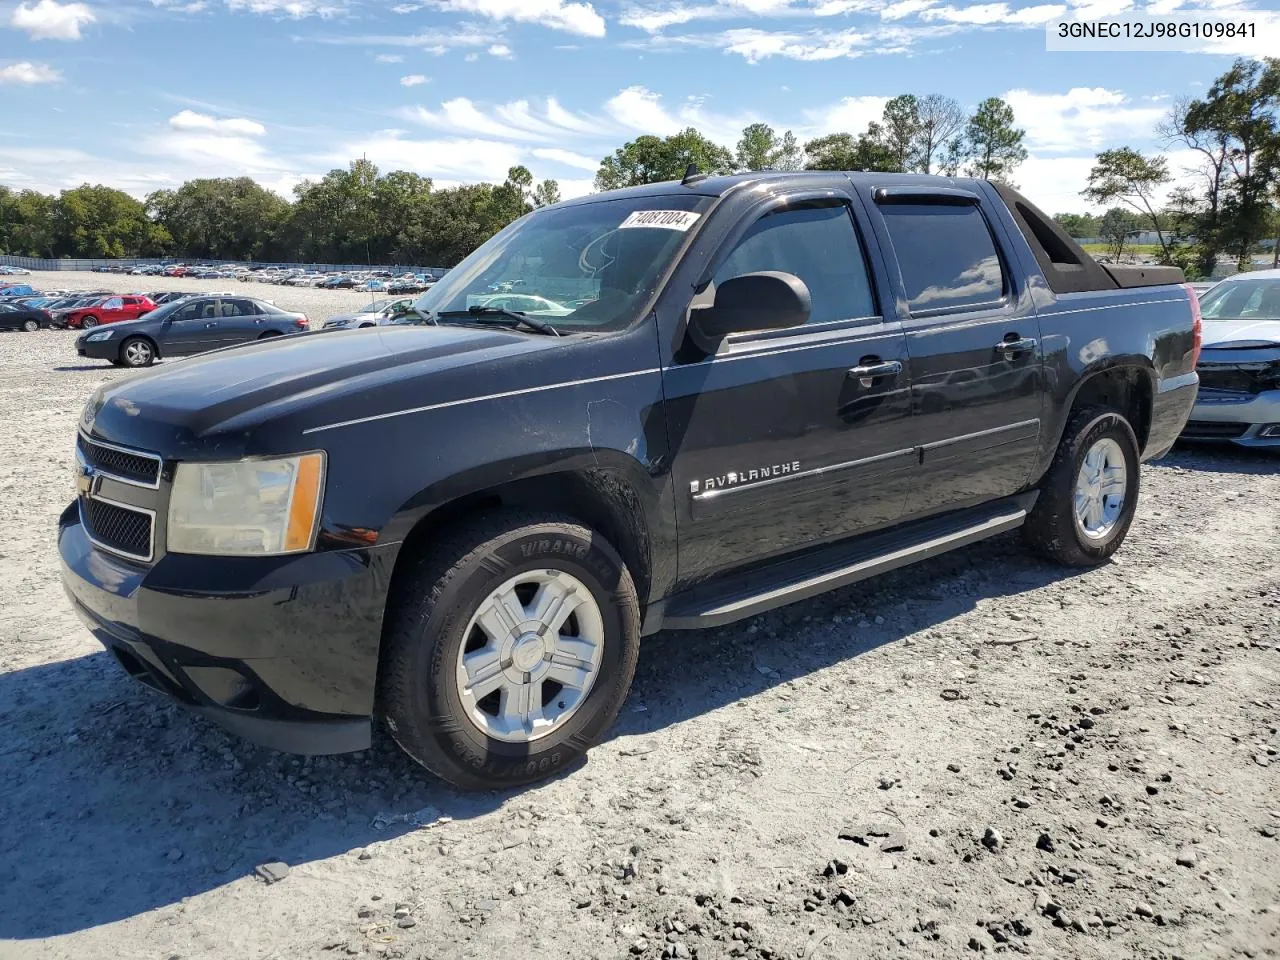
[167,453,325,556]
[85,330,115,342]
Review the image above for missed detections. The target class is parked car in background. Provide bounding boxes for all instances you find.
[147,292,197,305]
[60,295,158,330]
[1180,268,1280,447]
[0,283,37,297]
[321,297,416,329]
[0,302,54,331]
[75,294,309,367]
[0,265,33,275]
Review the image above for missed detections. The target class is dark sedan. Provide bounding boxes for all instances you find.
[0,301,54,331]
[76,295,310,367]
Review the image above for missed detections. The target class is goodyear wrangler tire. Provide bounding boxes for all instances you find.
[379,510,640,790]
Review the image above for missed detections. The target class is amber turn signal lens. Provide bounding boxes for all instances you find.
[284,452,325,552]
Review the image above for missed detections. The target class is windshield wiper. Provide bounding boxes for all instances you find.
[436,306,562,337]
[403,306,436,325]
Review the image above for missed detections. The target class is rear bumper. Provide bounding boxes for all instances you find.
[59,502,399,755]
[1184,388,1280,447]
[1144,372,1199,460]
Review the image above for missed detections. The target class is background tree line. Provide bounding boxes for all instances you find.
[3,63,1276,274]
[0,161,560,267]
[1053,57,1280,277]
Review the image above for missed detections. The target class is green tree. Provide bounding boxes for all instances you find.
[532,180,562,208]
[734,122,803,171]
[147,177,289,261]
[1053,212,1101,238]
[880,94,922,173]
[595,128,733,190]
[1099,207,1140,259]
[1082,147,1173,261]
[51,184,154,258]
[962,97,1028,183]
[803,127,896,172]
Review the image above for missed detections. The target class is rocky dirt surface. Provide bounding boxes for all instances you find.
[0,332,1277,960]
[17,269,385,324]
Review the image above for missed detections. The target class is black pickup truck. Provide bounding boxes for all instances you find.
[60,172,1201,789]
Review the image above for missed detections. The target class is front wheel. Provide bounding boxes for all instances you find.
[21,319,39,333]
[80,316,100,329]
[1023,406,1141,567]
[119,337,155,368]
[379,511,641,790]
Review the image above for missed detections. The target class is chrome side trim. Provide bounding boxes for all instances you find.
[302,368,664,435]
[919,418,1040,455]
[80,494,157,564]
[691,447,916,502]
[77,431,163,490]
[1041,297,1184,319]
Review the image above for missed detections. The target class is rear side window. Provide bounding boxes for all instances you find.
[880,204,1006,314]
[715,202,877,326]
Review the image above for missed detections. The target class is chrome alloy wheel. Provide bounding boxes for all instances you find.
[455,569,605,743]
[1073,437,1128,541]
[124,340,153,365]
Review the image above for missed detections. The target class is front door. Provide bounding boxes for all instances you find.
[866,190,1044,518]
[162,299,221,355]
[663,194,916,587]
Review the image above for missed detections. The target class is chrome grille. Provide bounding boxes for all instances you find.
[79,435,161,487]
[82,496,155,563]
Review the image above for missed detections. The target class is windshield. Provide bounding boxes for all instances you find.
[1200,279,1280,321]
[411,194,714,333]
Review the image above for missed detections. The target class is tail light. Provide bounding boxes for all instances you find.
[1184,283,1202,369]
[295,317,309,330]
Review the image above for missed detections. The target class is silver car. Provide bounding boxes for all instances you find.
[1183,268,1280,447]
[321,297,416,330]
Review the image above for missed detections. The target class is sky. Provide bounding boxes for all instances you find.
[0,0,1276,214]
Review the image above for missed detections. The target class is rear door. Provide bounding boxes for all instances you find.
[862,187,1044,518]
[663,189,916,585]
[212,298,266,345]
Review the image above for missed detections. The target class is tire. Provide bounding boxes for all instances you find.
[1023,406,1141,567]
[21,319,38,333]
[379,510,641,790]
[81,316,99,329]
[119,337,156,368]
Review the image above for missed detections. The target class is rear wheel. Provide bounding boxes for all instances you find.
[379,510,641,790]
[1023,406,1141,567]
[80,316,100,329]
[21,319,39,333]
[119,337,155,368]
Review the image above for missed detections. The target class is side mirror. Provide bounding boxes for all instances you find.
[687,271,811,354]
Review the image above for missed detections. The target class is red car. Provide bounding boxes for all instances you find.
[62,295,158,329]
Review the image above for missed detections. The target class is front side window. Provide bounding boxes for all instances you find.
[103,297,123,310]
[412,194,715,333]
[880,203,1007,315]
[171,301,204,322]
[713,202,877,326]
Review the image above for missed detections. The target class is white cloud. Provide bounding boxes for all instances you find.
[223,0,348,16]
[168,109,267,136]
[921,1,1064,23]
[375,53,405,62]
[880,0,938,17]
[488,42,513,56]
[0,61,62,84]
[333,132,527,181]
[308,26,494,54]
[531,146,601,171]
[8,0,95,40]
[604,85,759,147]
[400,73,429,86]
[554,177,596,199]
[405,96,609,143]
[150,0,209,11]
[801,95,891,135]
[717,25,870,60]
[427,0,606,36]
[1003,86,1167,153]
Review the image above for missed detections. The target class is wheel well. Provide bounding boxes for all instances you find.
[1070,367,1153,451]
[389,470,653,616]
[258,330,282,339]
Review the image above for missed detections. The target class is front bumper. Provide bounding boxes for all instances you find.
[1183,388,1280,447]
[59,502,399,754]
[76,337,118,360]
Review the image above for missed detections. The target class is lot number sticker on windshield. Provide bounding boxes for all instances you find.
[619,210,702,231]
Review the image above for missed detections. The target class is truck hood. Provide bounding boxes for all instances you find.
[322,310,377,327]
[84,324,562,452]
[1201,317,1280,349]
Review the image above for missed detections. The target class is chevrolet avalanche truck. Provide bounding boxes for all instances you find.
[60,172,1201,790]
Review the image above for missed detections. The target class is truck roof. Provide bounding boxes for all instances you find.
[558,170,991,206]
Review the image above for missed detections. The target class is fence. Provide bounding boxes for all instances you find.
[0,255,447,276]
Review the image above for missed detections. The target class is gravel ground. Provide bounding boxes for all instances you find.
[0,331,1278,960]
[20,270,388,325]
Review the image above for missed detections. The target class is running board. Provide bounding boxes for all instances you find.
[659,494,1035,631]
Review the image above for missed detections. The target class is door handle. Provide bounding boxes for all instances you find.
[997,336,1037,358]
[205,322,217,328]
[848,360,903,380]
